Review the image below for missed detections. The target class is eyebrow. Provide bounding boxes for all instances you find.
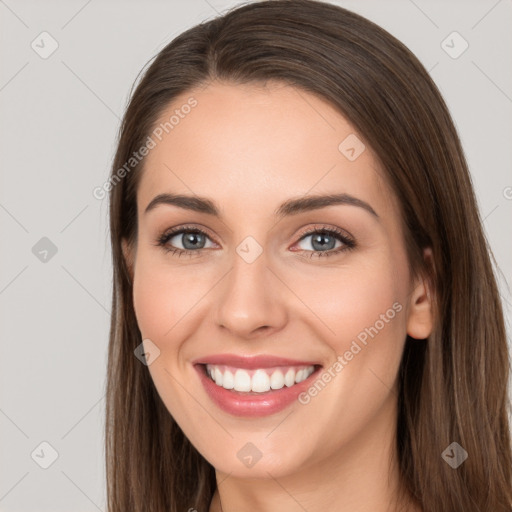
[144,192,379,220]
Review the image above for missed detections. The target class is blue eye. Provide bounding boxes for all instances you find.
[292,225,356,259]
[154,224,356,259]
[155,226,215,257]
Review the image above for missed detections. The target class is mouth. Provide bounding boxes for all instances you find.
[191,354,323,417]
[199,363,321,394]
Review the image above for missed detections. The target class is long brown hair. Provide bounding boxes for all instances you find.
[105,1,512,510]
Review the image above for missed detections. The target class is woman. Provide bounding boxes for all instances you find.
[105,0,512,510]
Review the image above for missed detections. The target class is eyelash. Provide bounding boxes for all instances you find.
[154,224,356,259]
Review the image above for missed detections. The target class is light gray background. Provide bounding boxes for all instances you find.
[1,0,511,510]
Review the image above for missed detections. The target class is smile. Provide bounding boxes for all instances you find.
[193,355,323,417]
[205,364,316,393]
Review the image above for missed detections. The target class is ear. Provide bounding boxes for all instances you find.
[406,247,434,340]
[121,238,135,282]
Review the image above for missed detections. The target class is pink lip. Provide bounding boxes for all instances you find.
[193,360,322,418]
[191,353,320,369]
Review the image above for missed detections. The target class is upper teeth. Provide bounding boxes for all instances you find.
[205,364,315,393]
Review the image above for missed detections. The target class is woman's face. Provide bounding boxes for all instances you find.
[123,81,433,479]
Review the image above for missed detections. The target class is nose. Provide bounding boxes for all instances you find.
[213,246,289,339]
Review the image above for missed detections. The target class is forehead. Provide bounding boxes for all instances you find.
[137,81,394,221]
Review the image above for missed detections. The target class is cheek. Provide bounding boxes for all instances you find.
[132,265,168,341]
[132,255,205,340]
[290,256,406,348]
[289,256,408,446]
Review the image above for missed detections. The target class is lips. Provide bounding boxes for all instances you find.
[191,353,321,369]
[191,353,323,417]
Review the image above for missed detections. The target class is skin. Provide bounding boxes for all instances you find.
[122,80,433,512]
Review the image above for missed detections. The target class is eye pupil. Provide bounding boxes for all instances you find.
[183,232,205,250]
[311,233,335,251]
